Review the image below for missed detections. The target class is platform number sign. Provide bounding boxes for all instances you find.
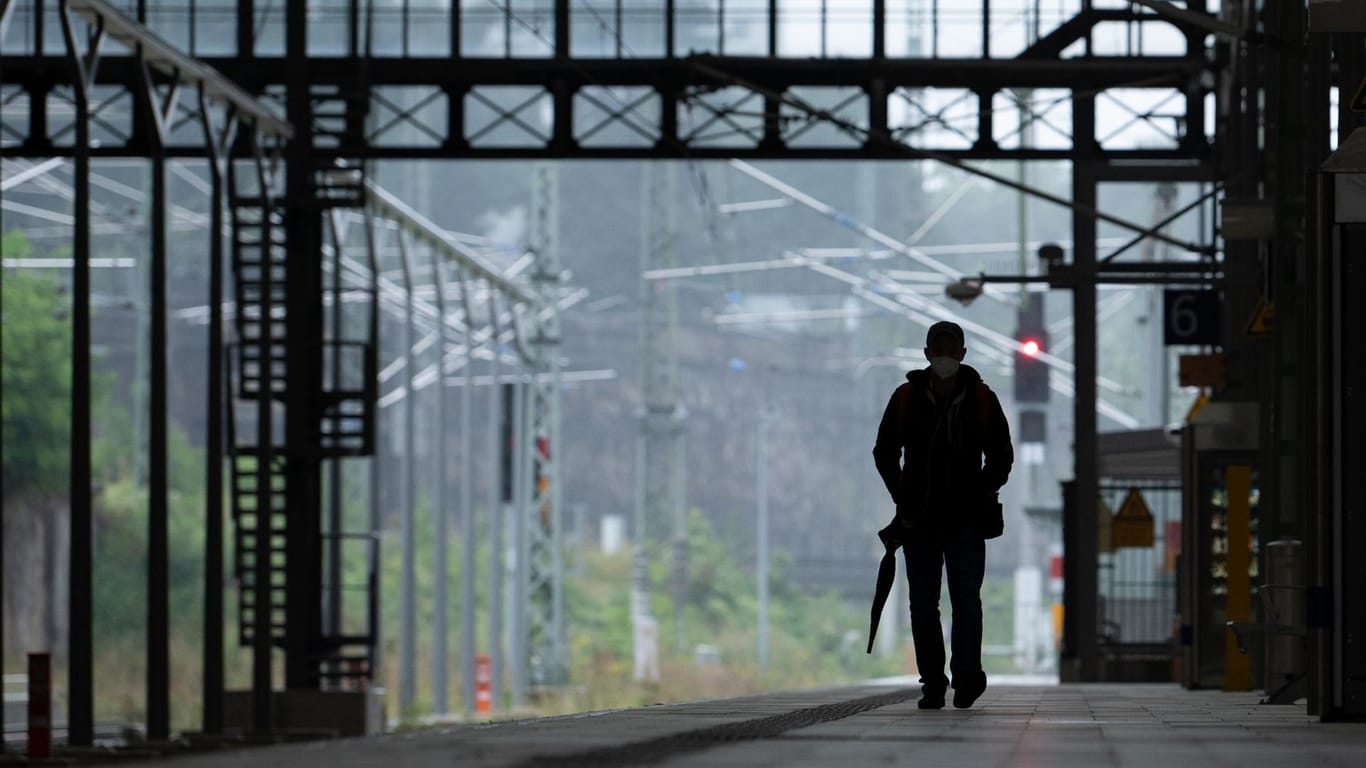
[1163,289,1221,346]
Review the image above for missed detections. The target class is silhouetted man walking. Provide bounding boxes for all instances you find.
[872,321,1013,709]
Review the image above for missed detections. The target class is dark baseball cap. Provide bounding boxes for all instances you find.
[925,320,965,348]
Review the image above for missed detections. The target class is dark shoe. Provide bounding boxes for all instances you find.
[918,690,945,710]
[952,671,987,709]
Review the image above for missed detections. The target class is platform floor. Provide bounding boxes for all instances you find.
[158,683,1366,768]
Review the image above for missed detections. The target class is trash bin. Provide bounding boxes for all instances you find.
[1263,538,1305,694]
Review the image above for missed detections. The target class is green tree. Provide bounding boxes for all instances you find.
[2,230,73,499]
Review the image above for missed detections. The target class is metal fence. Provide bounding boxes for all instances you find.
[1097,481,1181,648]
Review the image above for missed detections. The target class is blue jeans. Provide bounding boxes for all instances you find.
[903,526,986,693]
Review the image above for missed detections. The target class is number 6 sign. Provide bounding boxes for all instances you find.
[1163,289,1222,346]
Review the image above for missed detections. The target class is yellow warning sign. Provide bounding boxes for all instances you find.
[1246,298,1274,337]
[1352,77,1366,113]
[1113,487,1155,549]
[1184,388,1211,424]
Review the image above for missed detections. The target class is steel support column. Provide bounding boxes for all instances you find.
[283,0,326,695]
[1271,3,1334,712]
[140,47,171,743]
[553,0,569,58]
[324,215,343,675]
[1302,18,1333,721]
[664,0,675,57]
[199,89,235,734]
[364,207,383,688]
[236,0,253,58]
[872,0,885,59]
[248,134,276,734]
[0,46,6,754]
[1070,93,1101,683]
[1306,171,1331,718]
[57,1,98,745]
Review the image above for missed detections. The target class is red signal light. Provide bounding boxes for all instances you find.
[1021,338,1042,357]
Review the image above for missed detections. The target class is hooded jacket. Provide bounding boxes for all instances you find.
[871,364,1014,533]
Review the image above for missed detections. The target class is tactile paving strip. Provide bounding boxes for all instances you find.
[518,688,920,767]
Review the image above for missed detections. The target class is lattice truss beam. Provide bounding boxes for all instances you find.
[3,2,1214,166]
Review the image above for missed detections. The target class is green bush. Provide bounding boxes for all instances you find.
[2,231,73,499]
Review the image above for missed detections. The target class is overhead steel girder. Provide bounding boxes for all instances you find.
[1,54,1211,162]
[253,54,1200,89]
[60,0,292,140]
[363,180,536,307]
[2,52,1203,90]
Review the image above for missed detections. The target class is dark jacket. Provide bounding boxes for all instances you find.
[872,364,1013,533]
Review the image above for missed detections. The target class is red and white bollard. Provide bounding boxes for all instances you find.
[475,654,493,714]
[28,653,51,760]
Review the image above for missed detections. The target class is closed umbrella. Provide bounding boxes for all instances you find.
[866,522,903,654]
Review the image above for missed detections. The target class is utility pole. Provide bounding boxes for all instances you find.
[634,161,686,670]
[459,272,477,713]
[398,230,417,714]
[432,247,452,715]
[511,375,527,706]
[1015,86,1034,587]
[521,163,569,694]
[485,295,503,711]
[1015,5,1039,598]
[756,407,770,672]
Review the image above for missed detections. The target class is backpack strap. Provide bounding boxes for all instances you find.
[975,382,992,437]
[900,379,920,449]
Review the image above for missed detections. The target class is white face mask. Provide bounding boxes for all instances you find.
[929,356,960,379]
